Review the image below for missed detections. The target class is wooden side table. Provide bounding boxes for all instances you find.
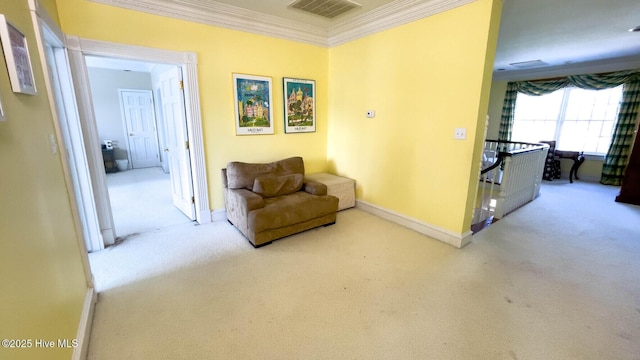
[555,150,585,183]
[305,173,355,211]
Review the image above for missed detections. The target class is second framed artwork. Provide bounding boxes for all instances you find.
[283,78,315,133]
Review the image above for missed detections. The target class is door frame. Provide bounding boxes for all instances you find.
[28,1,97,359]
[27,0,98,272]
[65,37,212,246]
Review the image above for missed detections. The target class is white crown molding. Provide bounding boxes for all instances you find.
[327,0,477,47]
[89,0,329,47]
[89,0,475,48]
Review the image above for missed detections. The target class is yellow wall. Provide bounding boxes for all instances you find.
[55,0,502,232]
[55,0,329,210]
[0,1,88,359]
[327,0,502,234]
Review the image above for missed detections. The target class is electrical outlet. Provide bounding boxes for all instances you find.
[366,110,375,118]
[454,127,467,140]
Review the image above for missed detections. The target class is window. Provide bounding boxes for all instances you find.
[512,85,623,155]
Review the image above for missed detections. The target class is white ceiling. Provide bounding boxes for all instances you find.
[88,0,640,80]
[210,0,398,28]
[494,0,640,80]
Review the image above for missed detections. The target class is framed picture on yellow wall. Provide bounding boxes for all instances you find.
[233,73,274,135]
[283,78,316,133]
[0,14,37,95]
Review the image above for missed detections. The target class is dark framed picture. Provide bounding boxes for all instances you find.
[0,15,36,95]
[283,77,315,133]
[233,73,274,135]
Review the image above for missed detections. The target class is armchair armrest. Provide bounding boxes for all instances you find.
[227,188,265,213]
[224,188,264,236]
[303,180,327,196]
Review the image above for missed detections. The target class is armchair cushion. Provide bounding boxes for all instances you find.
[252,173,303,198]
[227,156,305,190]
[249,192,338,233]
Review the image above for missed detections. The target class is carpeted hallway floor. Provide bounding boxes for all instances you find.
[87,181,640,359]
[106,167,193,238]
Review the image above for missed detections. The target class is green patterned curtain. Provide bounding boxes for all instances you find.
[497,70,640,185]
[498,82,517,140]
[601,79,640,185]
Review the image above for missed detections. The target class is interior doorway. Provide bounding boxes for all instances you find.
[85,55,197,238]
[65,37,211,252]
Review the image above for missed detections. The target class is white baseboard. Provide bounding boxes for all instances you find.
[356,200,472,249]
[211,203,471,248]
[72,287,97,360]
[211,208,227,222]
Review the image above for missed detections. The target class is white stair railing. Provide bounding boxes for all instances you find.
[494,146,548,218]
[474,141,549,226]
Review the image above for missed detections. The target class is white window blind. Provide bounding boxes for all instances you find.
[512,85,623,155]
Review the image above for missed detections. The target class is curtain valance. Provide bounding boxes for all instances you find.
[512,70,640,96]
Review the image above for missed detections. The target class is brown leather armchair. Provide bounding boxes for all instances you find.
[221,157,338,247]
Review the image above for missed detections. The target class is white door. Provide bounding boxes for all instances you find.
[158,67,196,220]
[119,90,161,169]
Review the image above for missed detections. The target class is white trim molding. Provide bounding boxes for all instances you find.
[211,203,472,247]
[356,200,472,248]
[72,288,97,360]
[66,36,212,226]
[66,41,118,246]
[88,0,477,48]
[89,0,328,47]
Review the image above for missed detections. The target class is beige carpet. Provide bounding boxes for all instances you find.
[106,167,193,238]
[87,181,640,359]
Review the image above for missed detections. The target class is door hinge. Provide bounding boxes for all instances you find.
[191,196,195,204]
[178,80,184,90]
[184,140,190,150]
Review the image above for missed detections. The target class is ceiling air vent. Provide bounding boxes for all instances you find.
[288,0,362,19]
[509,60,549,69]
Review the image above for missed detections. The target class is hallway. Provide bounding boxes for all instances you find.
[106,167,192,238]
